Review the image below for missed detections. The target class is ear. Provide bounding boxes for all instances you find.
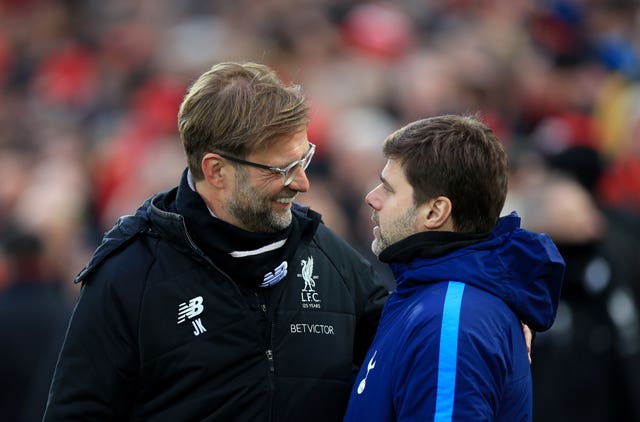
[201,152,227,189]
[423,196,453,231]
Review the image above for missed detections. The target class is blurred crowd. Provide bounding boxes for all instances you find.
[1,0,640,421]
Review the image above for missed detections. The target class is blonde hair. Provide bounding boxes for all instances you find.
[178,62,310,180]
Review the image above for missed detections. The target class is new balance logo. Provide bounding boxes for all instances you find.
[177,296,207,336]
[260,260,288,288]
[178,296,204,323]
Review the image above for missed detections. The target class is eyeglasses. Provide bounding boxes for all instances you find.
[219,142,316,187]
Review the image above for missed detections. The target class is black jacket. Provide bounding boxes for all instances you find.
[43,179,387,422]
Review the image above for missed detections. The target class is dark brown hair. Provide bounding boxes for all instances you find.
[383,114,509,233]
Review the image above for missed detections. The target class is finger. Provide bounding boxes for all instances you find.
[522,323,533,364]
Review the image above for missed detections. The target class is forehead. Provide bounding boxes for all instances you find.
[383,158,414,192]
[251,129,309,162]
[382,159,407,182]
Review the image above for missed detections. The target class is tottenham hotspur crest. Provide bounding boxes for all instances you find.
[299,256,321,309]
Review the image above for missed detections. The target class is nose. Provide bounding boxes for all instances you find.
[288,166,310,192]
[365,185,381,210]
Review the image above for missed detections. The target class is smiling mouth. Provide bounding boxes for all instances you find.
[275,195,297,205]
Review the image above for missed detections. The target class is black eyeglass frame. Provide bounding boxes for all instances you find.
[218,142,316,187]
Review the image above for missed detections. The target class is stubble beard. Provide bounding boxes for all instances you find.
[371,206,418,257]
[228,169,293,233]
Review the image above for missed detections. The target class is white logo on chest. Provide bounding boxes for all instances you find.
[260,260,288,287]
[177,296,207,336]
[298,256,321,309]
[357,350,377,394]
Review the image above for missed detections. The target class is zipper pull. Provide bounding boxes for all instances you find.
[266,349,275,372]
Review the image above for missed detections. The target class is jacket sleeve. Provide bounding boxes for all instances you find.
[352,262,388,367]
[311,223,389,368]
[43,252,146,420]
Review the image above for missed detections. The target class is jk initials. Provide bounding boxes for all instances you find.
[192,318,207,336]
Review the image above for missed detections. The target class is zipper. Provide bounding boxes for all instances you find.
[265,349,275,373]
[266,326,275,422]
[263,295,275,422]
[261,291,275,374]
[179,216,277,418]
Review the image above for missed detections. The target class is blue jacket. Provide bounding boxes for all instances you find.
[344,212,565,422]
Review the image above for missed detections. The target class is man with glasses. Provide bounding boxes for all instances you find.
[43,62,388,421]
[217,142,316,188]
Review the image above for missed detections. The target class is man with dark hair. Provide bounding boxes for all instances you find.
[43,62,388,421]
[344,115,565,421]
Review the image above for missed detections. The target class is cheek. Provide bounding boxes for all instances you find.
[248,173,280,195]
[260,182,288,202]
[382,201,404,216]
[380,203,413,229]
[378,206,397,226]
